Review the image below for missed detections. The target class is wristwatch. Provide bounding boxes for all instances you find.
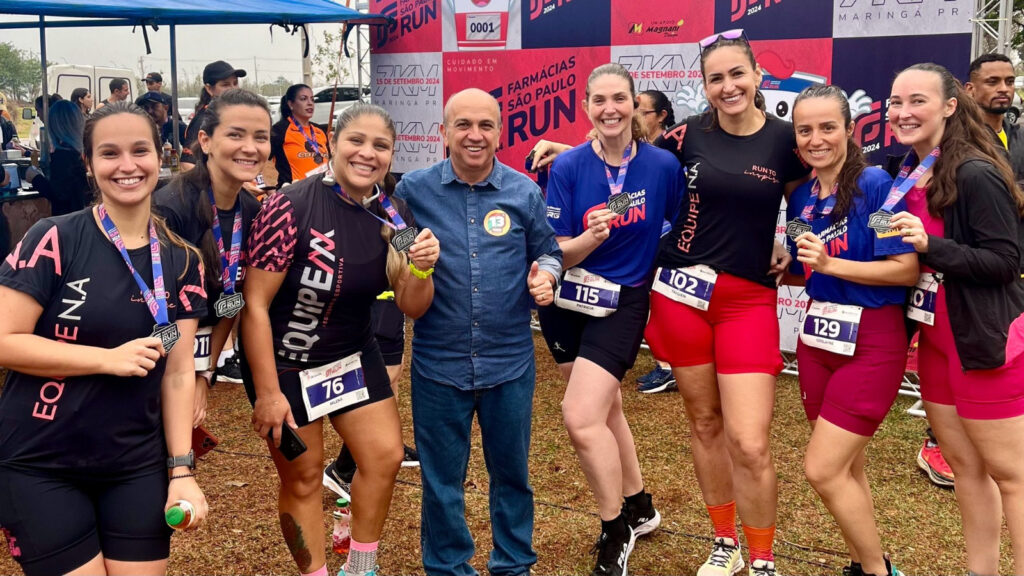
[167,450,196,470]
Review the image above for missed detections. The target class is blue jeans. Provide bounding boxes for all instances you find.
[411,362,537,576]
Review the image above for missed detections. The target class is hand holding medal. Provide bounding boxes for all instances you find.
[889,211,929,253]
[794,232,832,274]
[587,208,616,243]
[407,228,440,273]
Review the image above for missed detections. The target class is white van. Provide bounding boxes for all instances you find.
[47,65,139,104]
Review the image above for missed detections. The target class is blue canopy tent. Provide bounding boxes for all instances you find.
[0,0,389,147]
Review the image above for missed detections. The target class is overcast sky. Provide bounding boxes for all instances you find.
[0,15,365,89]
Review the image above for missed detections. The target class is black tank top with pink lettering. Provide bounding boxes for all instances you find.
[0,209,206,476]
[246,174,414,368]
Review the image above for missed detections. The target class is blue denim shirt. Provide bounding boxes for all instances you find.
[396,158,562,390]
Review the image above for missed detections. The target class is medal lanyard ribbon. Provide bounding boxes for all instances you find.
[332,184,409,231]
[601,141,632,197]
[290,116,322,158]
[97,204,169,326]
[880,146,940,212]
[206,189,243,295]
[798,179,838,223]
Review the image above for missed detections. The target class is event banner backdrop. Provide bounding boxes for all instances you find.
[371,0,974,350]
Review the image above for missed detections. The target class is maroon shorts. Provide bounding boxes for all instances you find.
[797,304,907,436]
[919,286,1024,420]
[646,272,782,375]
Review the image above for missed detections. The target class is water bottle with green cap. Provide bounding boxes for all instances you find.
[165,499,196,530]
[332,497,351,554]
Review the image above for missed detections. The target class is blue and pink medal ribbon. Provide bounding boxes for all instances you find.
[601,141,633,215]
[206,189,243,295]
[332,184,417,251]
[96,204,175,348]
[290,116,323,164]
[867,146,940,232]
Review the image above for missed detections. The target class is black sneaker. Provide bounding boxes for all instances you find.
[589,526,636,576]
[323,460,352,500]
[842,561,864,576]
[622,493,661,537]
[217,356,243,384]
[401,444,420,468]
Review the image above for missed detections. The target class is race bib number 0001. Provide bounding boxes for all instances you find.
[799,301,862,356]
[298,352,369,421]
[555,267,620,317]
[193,326,213,371]
[651,265,717,311]
[907,272,941,326]
[466,13,502,41]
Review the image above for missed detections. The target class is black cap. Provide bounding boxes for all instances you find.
[203,61,247,85]
[135,91,167,107]
[144,72,163,83]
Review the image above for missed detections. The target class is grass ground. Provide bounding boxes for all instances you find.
[0,331,1007,575]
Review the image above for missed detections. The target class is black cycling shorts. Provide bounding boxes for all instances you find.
[537,282,651,381]
[0,466,171,576]
[371,298,405,366]
[242,338,394,428]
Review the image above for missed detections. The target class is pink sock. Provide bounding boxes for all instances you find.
[300,565,328,576]
[346,539,379,573]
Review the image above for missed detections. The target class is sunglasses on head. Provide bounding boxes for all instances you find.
[698,29,748,53]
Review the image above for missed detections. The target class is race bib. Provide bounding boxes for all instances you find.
[799,301,862,356]
[298,352,369,421]
[555,267,621,317]
[907,272,941,326]
[193,326,213,371]
[651,265,718,311]
[466,12,503,42]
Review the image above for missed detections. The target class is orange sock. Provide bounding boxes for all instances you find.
[706,501,737,541]
[742,524,775,562]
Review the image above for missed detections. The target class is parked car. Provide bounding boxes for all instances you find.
[1008,91,1022,125]
[310,85,369,128]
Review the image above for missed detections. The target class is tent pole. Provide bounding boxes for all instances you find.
[170,24,180,150]
[38,15,50,157]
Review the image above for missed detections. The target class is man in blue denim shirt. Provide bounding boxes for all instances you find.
[395,88,562,576]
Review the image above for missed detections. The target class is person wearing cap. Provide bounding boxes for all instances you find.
[137,90,185,148]
[181,60,246,170]
[145,71,177,116]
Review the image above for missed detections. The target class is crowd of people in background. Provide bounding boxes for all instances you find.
[0,32,1023,576]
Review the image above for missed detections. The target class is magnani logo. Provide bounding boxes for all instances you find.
[731,0,783,23]
[627,20,685,37]
[529,0,572,21]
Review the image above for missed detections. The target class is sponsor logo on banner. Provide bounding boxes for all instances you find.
[522,0,609,48]
[611,0,712,44]
[717,0,832,39]
[444,47,608,171]
[833,0,971,38]
[373,52,444,172]
[371,0,442,53]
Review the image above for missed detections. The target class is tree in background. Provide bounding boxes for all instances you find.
[312,27,353,87]
[0,42,45,102]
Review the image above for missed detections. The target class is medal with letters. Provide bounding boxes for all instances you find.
[869,146,940,238]
[602,141,633,217]
[786,179,837,243]
[96,204,180,353]
[334,183,419,253]
[652,265,718,311]
[207,189,246,318]
[800,301,862,356]
[298,352,369,421]
[555,267,621,317]
[907,272,942,326]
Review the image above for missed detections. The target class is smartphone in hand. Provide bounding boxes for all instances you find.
[270,425,307,461]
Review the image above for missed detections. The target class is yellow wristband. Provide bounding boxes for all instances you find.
[408,262,434,279]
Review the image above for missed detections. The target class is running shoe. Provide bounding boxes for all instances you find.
[917,437,954,488]
[841,561,863,576]
[217,355,244,384]
[635,366,663,385]
[337,566,377,576]
[622,493,661,537]
[323,461,352,501]
[589,526,636,576]
[884,554,903,576]
[748,559,776,576]
[637,368,676,394]
[697,537,744,576]
[402,444,420,468]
